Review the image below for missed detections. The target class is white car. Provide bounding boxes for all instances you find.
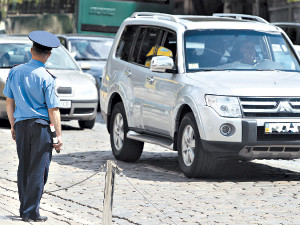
[0,36,98,129]
[57,34,114,109]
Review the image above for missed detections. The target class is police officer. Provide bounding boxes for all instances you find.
[3,31,63,222]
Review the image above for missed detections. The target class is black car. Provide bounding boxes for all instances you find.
[273,22,300,54]
[273,22,300,45]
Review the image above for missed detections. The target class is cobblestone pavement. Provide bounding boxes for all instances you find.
[1,113,300,224]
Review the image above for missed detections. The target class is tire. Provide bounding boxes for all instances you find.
[177,112,216,178]
[110,102,144,162]
[78,118,96,129]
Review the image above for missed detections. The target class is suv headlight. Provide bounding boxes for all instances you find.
[205,95,242,118]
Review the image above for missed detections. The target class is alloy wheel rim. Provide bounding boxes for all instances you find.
[113,113,124,151]
[181,125,196,166]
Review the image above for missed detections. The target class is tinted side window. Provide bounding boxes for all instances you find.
[116,25,138,61]
[139,27,162,67]
[162,31,177,65]
[130,27,147,64]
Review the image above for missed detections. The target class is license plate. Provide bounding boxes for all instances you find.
[265,122,300,134]
[59,100,71,109]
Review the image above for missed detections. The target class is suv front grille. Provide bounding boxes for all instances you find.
[240,97,300,118]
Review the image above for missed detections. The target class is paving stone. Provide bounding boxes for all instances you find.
[1,113,300,224]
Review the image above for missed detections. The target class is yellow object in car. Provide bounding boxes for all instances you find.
[145,46,173,67]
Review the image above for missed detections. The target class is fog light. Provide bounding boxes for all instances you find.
[220,123,235,136]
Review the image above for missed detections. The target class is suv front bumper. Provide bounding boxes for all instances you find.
[202,120,300,160]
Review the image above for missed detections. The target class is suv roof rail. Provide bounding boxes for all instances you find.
[131,12,180,23]
[213,13,269,24]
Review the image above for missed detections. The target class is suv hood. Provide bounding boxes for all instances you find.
[187,70,300,97]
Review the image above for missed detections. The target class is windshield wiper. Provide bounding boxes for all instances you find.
[75,58,91,60]
[76,57,106,61]
[202,69,227,71]
[254,69,280,72]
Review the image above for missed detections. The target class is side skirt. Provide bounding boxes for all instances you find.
[127,131,174,150]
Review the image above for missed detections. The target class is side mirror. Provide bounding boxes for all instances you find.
[80,62,91,70]
[150,56,174,73]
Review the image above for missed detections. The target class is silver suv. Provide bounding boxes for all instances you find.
[100,13,300,178]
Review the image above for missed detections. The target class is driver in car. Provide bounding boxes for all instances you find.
[239,40,258,65]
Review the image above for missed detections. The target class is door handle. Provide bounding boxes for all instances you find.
[125,70,132,77]
[147,76,154,83]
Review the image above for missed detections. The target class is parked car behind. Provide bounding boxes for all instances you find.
[272,22,300,54]
[0,36,98,129]
[58,34,114,108]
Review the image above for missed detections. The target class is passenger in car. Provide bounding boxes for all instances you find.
[0,52,9,67]
[231,40,258,65]
[145,45,173,67]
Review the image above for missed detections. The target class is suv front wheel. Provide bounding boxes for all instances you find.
[178,112,216,178]
[110,102,144,162]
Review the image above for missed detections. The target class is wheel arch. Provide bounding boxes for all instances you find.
[173,101,206,150]
[107,92,123,133]
[174,104,192,151]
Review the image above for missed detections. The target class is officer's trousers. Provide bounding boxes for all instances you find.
[15,118,52,219]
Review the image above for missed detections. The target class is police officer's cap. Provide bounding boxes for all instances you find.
[28,31,60,51]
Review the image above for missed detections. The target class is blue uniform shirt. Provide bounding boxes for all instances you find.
[3,59,60,122]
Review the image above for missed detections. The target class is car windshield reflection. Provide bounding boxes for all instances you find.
[69,39,113,61]
[0,43,79,70]
[46,46,79,70]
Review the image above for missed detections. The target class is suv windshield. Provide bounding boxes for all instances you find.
[185,30,300,72]
[0,43,79,70]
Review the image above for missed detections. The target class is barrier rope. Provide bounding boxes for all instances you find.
[44,163,107,194]
[4,161,177,225]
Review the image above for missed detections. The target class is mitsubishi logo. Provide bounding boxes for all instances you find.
[277,101,293,113]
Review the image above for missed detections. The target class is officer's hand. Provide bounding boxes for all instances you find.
[53,135,63,151]
[11,128,16,141]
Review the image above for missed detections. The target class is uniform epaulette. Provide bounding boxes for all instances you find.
[12,63,25,68]
[46,69,56,79]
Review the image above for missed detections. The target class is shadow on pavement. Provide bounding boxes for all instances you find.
[52,149,300,182]
[0,119,10,129]
[52,150,114,171]
[5,216,22,221]
[61,124,82,131]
